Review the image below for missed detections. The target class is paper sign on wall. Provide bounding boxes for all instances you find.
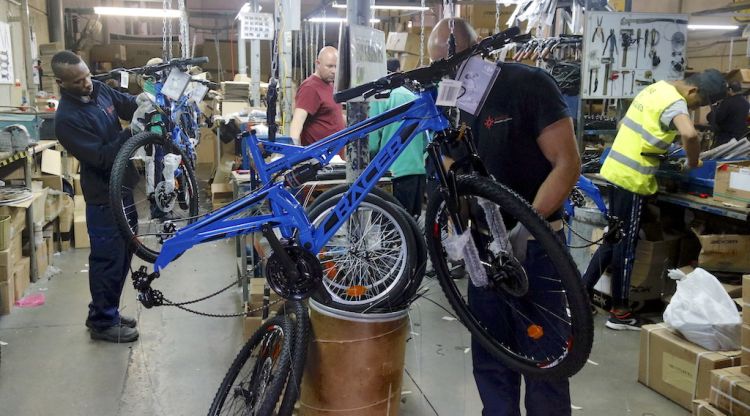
[0,22,14,85]
[240,12,274,40]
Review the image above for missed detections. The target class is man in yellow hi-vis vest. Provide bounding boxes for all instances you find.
[584,69,727,331]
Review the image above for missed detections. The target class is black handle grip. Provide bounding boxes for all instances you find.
[334,81,378,103]
[186,56,209,66]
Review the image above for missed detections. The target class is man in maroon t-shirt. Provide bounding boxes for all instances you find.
[290,46,346,146]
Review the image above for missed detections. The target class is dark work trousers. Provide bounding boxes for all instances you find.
[392,174,426,218]
[582,185,644,309]
[468,231,571,416]
[85,195,137,329]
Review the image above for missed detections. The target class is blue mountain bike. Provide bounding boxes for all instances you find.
[109,28,593,379]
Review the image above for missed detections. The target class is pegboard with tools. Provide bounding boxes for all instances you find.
[582,12,688,99]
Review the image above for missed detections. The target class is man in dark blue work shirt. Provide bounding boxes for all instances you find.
[53,51,140,343]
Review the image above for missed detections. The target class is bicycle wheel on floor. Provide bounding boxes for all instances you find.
[208,315,293,416]
[425,174,593,379]
[307,194,416,312]
[109,131,199,263]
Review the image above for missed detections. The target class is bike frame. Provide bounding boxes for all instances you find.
[153,89,450,271]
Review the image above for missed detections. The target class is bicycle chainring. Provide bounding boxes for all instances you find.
[265,246,322,300]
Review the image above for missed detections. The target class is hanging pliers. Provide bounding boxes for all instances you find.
[604,28,618,60]
[591,16,604,43]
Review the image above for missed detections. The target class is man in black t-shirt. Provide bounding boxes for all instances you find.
[429,19,581,416]
[708,81,749,147]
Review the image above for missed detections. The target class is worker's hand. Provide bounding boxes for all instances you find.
[508,223,531,263]
[681,159,704,171]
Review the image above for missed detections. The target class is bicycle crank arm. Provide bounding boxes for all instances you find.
[262,224,300,281]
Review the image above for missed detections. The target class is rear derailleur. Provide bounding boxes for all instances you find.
[131,266,164,308]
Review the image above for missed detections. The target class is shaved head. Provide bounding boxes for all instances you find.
[315,46,338,84]
[428,18,479,62]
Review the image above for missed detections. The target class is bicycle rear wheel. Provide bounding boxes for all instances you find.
[109,131,199,263]
[208,315,293,416]
[307,194,416,312]
[425,175,593,379]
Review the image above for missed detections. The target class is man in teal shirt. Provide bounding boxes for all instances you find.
[368,59,428,218]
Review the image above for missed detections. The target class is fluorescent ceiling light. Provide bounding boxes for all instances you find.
[332,2,430,11]
[307,17,380,23]
[687,24,739,30]
[94,6,182,18]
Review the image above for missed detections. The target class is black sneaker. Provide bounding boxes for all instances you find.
[605,312,642,331]
[90,325,139,343]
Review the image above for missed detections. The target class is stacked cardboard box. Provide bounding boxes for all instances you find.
[638,324,741,409]
[695,399,730,415]
[73,195,89,249]
[211,183,234,210]
[13,257,31,302]
[0,234,24,315]
[38,42,64,97]
[243,301,277,340]
[710,366,750,415]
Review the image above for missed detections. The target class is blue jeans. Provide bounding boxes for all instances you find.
[85,199,136,329]
[468,232,571,416]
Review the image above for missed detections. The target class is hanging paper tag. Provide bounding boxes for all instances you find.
[435,79,463,107]
[455,56,501,115]
[120,71,129,89]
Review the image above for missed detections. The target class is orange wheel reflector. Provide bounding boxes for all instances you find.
[323,261,337,279]
[527,324,544,340]
[346,285,367,297]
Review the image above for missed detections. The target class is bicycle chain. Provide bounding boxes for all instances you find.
[164,297,283,318]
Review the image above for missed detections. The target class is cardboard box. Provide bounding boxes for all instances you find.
[90,44,127,63]
[249,278,281,305]
[211,182,234,209]
[638,324,741,409]
[0,234,24,282]
[41,149,63,176]
[73,215,89,249]
[698,234,750,274]
[72,174,82,195]
[74,194,86,215]
[385,32,421,55]
[714,161,750,207]
[710,366,750,416]
[695,399,730,415]
[0,214,11,251]
[221,100,249,116]
[13,256,30,301]
[728,69,750,85]
[0,206,25,238]
[743,324,750,375]
[0,278,13,315]
[35,240,48,278]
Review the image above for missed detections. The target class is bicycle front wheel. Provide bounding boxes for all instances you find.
[109,131,199,263]
[307,194,416,312]
[425,175,593,379]
[208,315,293,416]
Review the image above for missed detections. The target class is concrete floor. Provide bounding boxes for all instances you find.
[0,238,690,416]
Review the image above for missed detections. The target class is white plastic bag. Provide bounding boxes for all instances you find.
[663,267,741,351]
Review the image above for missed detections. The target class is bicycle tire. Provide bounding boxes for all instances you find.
[109,131,199,263]
[277,301,309,416]
[306,185,427,308]
[207,315,293,416]
[307,193,417,312]
[424,175,593,379]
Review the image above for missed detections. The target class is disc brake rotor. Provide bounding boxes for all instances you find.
[154,181,176,212]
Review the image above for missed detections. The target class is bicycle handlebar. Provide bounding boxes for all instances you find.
[92,56,210,81]
[334,27,521,103]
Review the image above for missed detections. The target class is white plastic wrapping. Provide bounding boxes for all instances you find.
[162,153,182,194]
[478,197,511,256]
[443,230,488,288]
[663,267,741,351]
